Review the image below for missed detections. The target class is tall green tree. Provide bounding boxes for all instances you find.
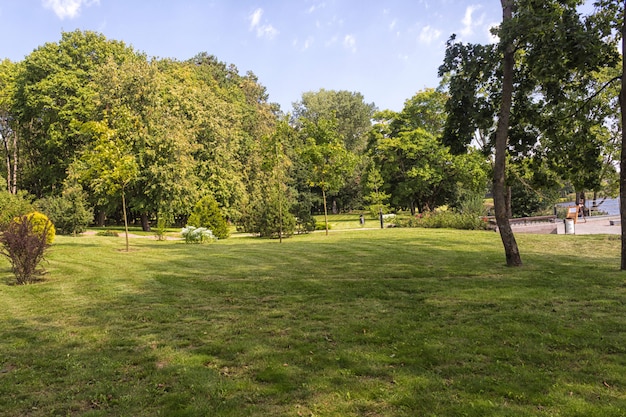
[13,30,136,196]
[593,0,626,268]
[293,89,376,212]
[0,60,20,194]
[299,116,357,235]
[440,0,618,266]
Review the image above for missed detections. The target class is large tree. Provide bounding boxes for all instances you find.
[440,0,618,266]
[298,116,357,234]
[13,30,137,196]
[0,60,19,194]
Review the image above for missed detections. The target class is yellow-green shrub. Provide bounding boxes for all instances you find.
[16,212,56,244]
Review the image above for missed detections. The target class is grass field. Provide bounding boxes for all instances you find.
[1,227,625,416]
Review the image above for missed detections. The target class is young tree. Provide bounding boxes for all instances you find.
[76,121,138,252]
[298,116,357,235]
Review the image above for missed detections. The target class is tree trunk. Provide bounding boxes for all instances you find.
[96,210,106,227]
[3,129,18,194]
[140,212,151,232]
[619,0,626,271]
[122,189,130,252]
[494,0,522,267]
[322,187,329,236]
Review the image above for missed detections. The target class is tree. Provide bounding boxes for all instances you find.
[299,116,357,235]
[0,60,20,194]
[292,89,376,212]
[187,195,230,239]
[92,57,200,231]
[593,0,626,268]
[76,121,138,252]
[363,165,391,217]
[440,0,618,266]
[13,30,137,197]
[241,117,296,240]
[292,89,376,153]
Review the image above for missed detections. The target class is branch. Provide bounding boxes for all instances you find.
[567,74,622,118]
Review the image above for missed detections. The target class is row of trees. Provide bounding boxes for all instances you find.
[0,30,496,240]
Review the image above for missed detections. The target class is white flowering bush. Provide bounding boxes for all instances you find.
[181,226,217,243]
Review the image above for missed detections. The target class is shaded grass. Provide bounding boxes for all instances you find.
[0,228,625,416]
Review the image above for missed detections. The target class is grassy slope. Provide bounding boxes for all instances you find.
[1,228,625,416]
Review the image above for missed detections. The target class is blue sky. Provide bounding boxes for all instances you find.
[0,0,502,112]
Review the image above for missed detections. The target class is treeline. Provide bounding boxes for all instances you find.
[0,22,620,239]
[0,30,493,237]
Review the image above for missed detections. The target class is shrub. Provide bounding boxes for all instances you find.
[35,192,92,235]
[16,212,56,244]
[96,230,119,237]
[187,196,230,239]
[393,211,489,231]
[181,226,217,243]
[0,191,33,229]
[0,214,53,284]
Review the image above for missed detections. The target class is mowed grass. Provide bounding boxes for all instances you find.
[1,228,625,416]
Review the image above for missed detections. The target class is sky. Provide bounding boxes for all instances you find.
[0,0,503,112]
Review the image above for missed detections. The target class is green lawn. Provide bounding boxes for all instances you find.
[1,228,625,416]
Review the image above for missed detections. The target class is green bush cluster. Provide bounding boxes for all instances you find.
[0,191,34,229]
[187,196,230,239]
[394,211,490,231]
[35,192,92,235]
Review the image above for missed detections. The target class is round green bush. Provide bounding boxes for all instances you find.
[16,212,56,244]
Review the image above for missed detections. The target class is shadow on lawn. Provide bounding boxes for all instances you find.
[2,231,625,415]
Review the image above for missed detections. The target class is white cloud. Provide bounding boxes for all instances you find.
[343,34,356,53]
[293,36,315,51]
[307,3,326,14]
[249,8,262,29]
[42,0,99,20]
[389,19,397,31]
[419,25,441,45]
[248,8,279,40]
[460,5,484,37]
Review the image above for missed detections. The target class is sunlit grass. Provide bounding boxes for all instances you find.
[1,228,625,416]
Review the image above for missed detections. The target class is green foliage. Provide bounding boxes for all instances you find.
[292,89,376,153]
[154,212,172,241]
[17,212,55,245]
[181,226,216,243]
[257,204,297,239]
[35,190,93,235]
[291,196,316,234]
[394,210,489,230]
[0,190,33,229]
[96,230,119,237]
[187,196,230,239]
[0,213,52,284]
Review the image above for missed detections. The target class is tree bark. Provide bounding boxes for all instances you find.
[619,0,626,271]
[140,212,151,232]
[322,187,329,235]
[122,189,130,253]
[494,0,522,267]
